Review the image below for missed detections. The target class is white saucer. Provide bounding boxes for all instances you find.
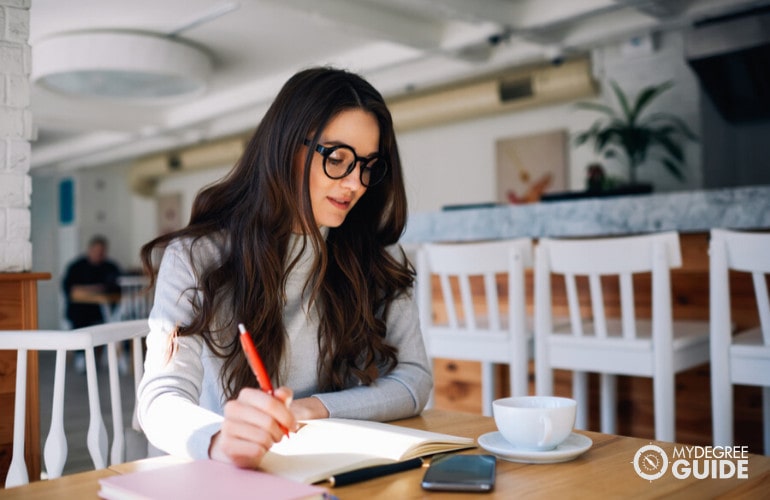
[477,431,592,464]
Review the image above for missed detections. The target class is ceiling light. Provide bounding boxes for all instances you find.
[31,31,212,103]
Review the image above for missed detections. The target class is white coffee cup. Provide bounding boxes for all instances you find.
[493,396,577,451]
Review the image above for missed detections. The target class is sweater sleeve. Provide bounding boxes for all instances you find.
[312,277,433,421]
[136,241,224,460]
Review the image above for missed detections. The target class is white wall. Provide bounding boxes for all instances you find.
[398,101,590,213]
[131,166,231,268]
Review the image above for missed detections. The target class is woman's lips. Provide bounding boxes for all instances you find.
[328,196,351,210]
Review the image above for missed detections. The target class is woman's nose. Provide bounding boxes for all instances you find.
[340,163,365,190]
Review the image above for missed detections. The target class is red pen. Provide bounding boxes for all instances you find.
[238,323,290,437]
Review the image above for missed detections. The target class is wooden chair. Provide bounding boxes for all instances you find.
[1,319,150,487]
[416,238,533,416]
[710,228,770,454]
[534,231,709,441]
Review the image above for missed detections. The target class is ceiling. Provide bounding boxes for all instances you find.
[27,0,765,174]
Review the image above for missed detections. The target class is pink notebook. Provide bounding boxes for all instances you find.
[98,459,327,500]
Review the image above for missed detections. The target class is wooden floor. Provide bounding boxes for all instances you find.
[37,350,148,478]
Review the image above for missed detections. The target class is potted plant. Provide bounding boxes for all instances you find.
[574,80,698,186]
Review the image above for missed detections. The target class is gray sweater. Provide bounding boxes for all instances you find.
[137,232,432,460]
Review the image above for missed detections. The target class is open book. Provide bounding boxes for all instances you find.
[259,417,475,484]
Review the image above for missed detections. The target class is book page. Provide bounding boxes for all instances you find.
[260,418,474,484]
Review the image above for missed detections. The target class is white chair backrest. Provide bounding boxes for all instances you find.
[536,231,680,341]
[417,238,533,405]
[710,228,770,345]
[0,319,150,488]
[114,276,153,321]
[418,238,532,335]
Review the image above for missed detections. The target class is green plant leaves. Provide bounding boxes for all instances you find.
[574,80,697,184]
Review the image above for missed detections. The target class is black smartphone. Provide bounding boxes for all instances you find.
[421,453,496,492]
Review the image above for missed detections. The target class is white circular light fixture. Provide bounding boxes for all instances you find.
[32,31,213,102]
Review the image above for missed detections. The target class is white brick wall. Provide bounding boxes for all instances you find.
[0,0,32,271]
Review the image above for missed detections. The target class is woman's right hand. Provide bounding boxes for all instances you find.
[208,386,296,469]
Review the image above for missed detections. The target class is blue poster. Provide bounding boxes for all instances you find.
[59,178,74,225]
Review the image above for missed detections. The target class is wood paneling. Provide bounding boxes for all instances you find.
[430,233,765,452]
[0,272,50,486]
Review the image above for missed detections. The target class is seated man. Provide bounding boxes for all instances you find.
[62,235,122,372]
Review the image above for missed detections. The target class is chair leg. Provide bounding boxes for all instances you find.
[573,371,588,430]
[43,350,68,479]
[481,361,495,416]
[511,340,529,398]
[107,342,126,465]
[600,374,617,435]
[653,370,675,442]
[762,387,770,455]
[711,367,733,447]
[6,350,29,488]
[425,391,435,410]
[510,361,527,398]
[131,336,145,431]
[535,359,553,397]
[85,348,109,469]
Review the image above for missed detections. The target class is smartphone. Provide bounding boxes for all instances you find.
[421,453,496,492]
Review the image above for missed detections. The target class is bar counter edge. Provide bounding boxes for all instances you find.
[402,185,770,243]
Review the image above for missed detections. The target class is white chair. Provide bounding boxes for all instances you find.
[417,238,533,416]
[1,319,150,487]
[534,231,709,441]
[710,228,770,454]
[112,275,153,322]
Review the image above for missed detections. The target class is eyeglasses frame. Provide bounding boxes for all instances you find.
[303,139,388,187]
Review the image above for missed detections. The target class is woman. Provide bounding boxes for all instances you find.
[137,67,432,469]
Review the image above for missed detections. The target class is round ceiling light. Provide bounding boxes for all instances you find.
[32,31,213,102]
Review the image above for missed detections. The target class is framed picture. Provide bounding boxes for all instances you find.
[156,193,183,236]
[495,129,568,204]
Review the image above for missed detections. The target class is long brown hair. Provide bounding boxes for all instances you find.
[141,67,412,399]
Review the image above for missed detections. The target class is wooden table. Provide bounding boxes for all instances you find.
[69,288,121,323]
[1,409,768,499]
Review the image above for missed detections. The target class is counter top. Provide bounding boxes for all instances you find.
[402,185,770,243]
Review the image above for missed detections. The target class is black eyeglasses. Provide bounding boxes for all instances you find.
[303,139,388,187]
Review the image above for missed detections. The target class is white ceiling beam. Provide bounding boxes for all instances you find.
[51,134,185,172]
[611,0,769,21]
[557,9,659,49]
[471,0,620,28]
[524,8,658,47]
[30,131,134,169]
[678,0,770,20]
[382,0,616,28]
[270,0,444,50]
[31,101,166,135]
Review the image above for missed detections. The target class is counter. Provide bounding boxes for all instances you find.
[403,185,770,243]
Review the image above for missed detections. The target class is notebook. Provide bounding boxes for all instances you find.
[259,417,475,484]
[98,460,326,500]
